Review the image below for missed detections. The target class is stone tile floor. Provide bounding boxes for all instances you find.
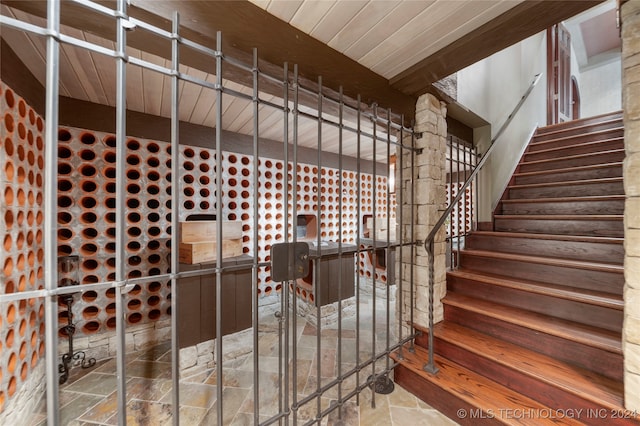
[28,290,458,425]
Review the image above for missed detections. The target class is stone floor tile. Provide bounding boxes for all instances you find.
[126,377,173,402]
[126,360,173,379]
[199,387,250,425]
[125,399,172,425]
[64,373,119,396]
[160,382,217,409]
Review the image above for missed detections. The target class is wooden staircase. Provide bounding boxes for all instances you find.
[392,111,638,425]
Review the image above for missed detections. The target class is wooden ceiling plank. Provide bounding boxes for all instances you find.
[343,0,434,62]
[382,0,519,79]
[289,0,336,35]
[308,0,368,45]
[189,74,219,127]
[263,0,304,23]
[0,7,47,87]
[389,0,604,96]
[83,32,117,106]
[327,0,398,52]
[62,26,110,105]
[126,49,146,114]
[359,1,468,72]
[139,50,165,116]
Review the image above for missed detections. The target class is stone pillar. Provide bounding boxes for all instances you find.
[622,0,640,412]
[397,93,447,335]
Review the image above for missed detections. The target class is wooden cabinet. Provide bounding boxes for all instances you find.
[298,243,357,306]
[177,255,252,349]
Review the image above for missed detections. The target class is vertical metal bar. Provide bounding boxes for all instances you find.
[384,109,392,377]
[170,11,181,426]
[355,95,362,406]
[456,138,461,267]
[337,86,344,418]
[396,118,404,360]
[214,30,224,426]
[409,127,415,352]
[463,143,469,239]
[115,1,128,422]
[423,239,438,374]
[370,104,377,409]
[315,76,323,423]
[449,137,453,268]
[251,47,261,425]
[283,63,295,426]
[291,63,299,426]
[44,0,61,423]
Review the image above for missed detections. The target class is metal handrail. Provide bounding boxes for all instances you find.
[421,72,542,374]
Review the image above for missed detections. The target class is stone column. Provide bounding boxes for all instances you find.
[397,93,447,335]
[622,0,640,412]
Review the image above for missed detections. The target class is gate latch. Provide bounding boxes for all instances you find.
[270,242,310,282]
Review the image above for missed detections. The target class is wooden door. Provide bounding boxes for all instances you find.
[547,23,572,124]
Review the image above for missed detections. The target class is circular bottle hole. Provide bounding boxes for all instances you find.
[81,180,97,193]
[127,198,140,209]
[127,169,141,180]
[128,312,142,323]
[126,154,140,166]
[183,148,195,158]
[80,164,97,177]
[80,212,97,224]
[126,139,140,150]
[148,309,161,320]
[80,197,97,209]
[82,321,100,333]
[147,142,160,153]
[80,132,95,145]
[103,151,116,163]
[104,135,116,147]
[147,199,160,209]
[82,291,98,302]
[82,306,99,319]
[147,171,160,181]
[79,149,96,161]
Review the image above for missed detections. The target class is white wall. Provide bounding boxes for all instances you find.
[578,57,622,117]
[456,32,548,222]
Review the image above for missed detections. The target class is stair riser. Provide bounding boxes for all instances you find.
[447,276,623,332]
[443,305,623,382]
[514,166,622,185]
[465,235,624,264]
[529,130,624,151]
[508,181,623,199]
[501,200,624,215]
[394,365,504,426]
[494,218,624,238]
[458,253,623,294]
[518,151,625,173]
[420,337,632,426]
[535,114,623,138]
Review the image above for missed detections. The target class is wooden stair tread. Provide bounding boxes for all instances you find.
[508,177,623,190]
[501,195,625,204]
[443,293,622,354]
[449,269,623,310]
[519,149,625,166]
[391,345,584,426]
[461,248,624,272]
[469,231,623,245]
[514,162,623,178]
[530,133,623,150]
[413,321,625,410]
[535,112,622,135]
[495,214,623,221]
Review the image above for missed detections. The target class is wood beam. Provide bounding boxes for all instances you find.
[390,0,604,97]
